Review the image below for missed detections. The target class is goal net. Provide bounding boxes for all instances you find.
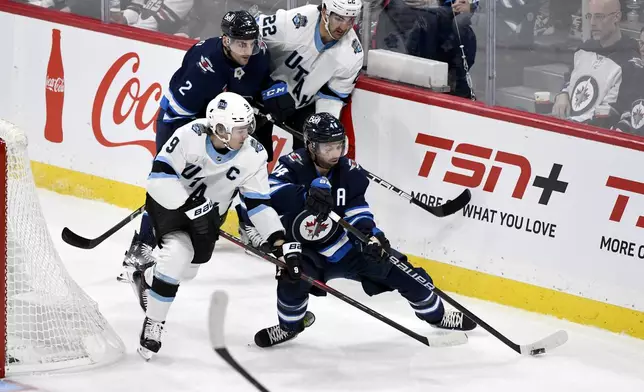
[0,119,125,376]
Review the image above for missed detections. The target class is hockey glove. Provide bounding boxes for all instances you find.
[362,231,392,265]
[273,242,303,282]
[261,81,296,124]
[305,177,334,222]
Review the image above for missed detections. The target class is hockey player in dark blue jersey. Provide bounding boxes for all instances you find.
[157,10,271,149]
[120,10,289,273]
[237,113,477,348]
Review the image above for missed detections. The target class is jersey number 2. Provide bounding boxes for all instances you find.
[178,81,192,96]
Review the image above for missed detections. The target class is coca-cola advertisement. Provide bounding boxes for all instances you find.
[45,28,64,143]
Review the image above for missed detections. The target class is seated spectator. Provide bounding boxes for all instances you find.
[551,0,639,128]
[111,0,194,34]
[613,27,644,136]
[19,0,103,19]
[374,0,477,99]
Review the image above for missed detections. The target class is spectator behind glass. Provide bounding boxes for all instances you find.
[436,0,477,98]
[18,0,103,19]
[111,0,194,34]
[551,0,638,128]
[613,27,644,137]
[374,0,477,99]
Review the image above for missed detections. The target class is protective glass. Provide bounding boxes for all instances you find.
[228,37,262,56]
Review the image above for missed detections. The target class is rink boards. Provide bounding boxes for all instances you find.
[1,3,643,339]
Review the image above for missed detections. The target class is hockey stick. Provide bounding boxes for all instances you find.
[256,109,471,218]
[209,290,271,392]
[219,230,468,348]
[61,205,145,249]
[328,211,569,356]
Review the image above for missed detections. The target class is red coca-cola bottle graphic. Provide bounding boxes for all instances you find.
[45,29,64,143]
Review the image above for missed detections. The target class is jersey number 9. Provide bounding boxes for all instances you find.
[166,136,180,153]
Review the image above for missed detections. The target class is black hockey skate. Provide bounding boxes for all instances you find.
[254,311,316,348]
[427,310,477,331]
[138,316,165,361]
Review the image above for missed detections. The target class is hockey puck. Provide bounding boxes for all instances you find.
[530,348,546,356]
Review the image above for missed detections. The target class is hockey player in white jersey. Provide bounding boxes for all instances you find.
[241,0,364,246]
[126,91,303,360]
[252,0,364,158]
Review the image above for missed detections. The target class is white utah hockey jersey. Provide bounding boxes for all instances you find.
[147,119,284,239]
[256,5,364,118]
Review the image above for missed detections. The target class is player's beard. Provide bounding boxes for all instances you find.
[313,153,339,170]
[324,17,347,41]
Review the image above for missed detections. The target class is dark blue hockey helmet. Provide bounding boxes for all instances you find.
[303,113,347,168]
[303,112,346,145]
[221,11,260,41]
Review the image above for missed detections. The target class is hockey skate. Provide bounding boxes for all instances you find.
[238,220,266,248]
[117,231,156,284]
[138,316,165,361]
[254,311,316,348]
[238,220,271,260]
[427,310,477,331]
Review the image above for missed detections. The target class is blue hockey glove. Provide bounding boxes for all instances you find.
[362,230,392,264]
[305,177,334,222]
[261,81,296,123]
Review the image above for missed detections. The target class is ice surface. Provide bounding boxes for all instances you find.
[7,189,644,392]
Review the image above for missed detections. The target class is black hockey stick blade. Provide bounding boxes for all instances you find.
[61,205,145,249]
[208,291,271,392]
[364,171,471,218]
[410,188,472,217]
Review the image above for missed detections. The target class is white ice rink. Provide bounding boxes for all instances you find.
[7,189,644,392]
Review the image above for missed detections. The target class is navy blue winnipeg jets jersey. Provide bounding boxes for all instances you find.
[160,37,272,122]
[268,149,377,263]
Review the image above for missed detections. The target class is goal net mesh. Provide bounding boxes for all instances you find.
[0,119,124,375]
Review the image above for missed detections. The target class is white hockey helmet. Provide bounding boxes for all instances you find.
[206,92,256,149]
[322,0,363,18]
